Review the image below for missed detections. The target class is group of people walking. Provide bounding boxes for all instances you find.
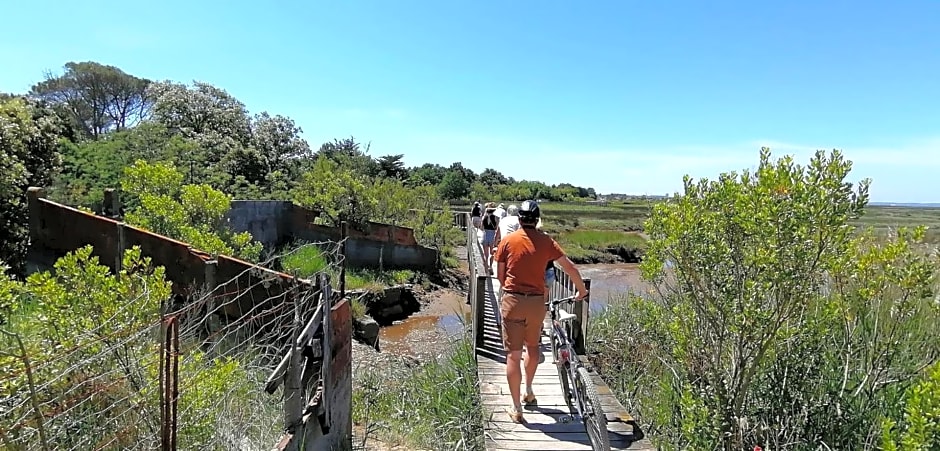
[470,200,589,423]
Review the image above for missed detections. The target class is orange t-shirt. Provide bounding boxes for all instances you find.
[494,227,564,296]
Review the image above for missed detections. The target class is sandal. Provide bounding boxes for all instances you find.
[522,393,537,405]
[506,405,524,423]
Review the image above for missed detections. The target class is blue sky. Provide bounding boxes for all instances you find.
[2,1,938,202]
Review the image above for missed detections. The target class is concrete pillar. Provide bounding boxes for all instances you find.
[26,187,46,247]
[103,189,122,218]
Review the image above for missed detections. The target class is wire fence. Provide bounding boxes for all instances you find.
[0,241,343,450]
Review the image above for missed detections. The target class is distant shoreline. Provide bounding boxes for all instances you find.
[869,202,940,208]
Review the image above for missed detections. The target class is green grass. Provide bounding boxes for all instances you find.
[279,240,429,300]
[856,206,940,244]
[458,200,940,236]
[279,243,330,278]
[453,200,653,231]
[350,298,367,320]
[563,229,648,248]
[345,268,417,292]
[353,336,483,449]
[439,246,459,269]
[553,229,648,263]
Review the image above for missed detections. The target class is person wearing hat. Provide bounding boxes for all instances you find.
[494,200,587,423]
[494,203,507,219]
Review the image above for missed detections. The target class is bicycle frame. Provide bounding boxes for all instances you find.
[548,297,587,421]
[547,296,612,451]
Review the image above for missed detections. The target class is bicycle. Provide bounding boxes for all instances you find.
[547,295,611,451]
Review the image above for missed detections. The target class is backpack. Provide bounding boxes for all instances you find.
[483,212,498,229]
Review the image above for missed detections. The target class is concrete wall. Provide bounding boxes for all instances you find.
[292,224,438,271]
[226,200,293,250]
[27,189,300,317]
[226,200,439,271]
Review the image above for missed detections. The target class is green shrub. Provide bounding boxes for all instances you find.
[591,149,940,450]
[121,160,263,261]
[882,362,940,450]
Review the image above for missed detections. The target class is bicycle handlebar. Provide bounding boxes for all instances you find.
[546,295,579,307]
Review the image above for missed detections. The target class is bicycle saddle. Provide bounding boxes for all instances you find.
[558,310,578,323]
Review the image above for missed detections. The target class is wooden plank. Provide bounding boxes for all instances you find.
[486,438,650,451]
[481,394,623,406]
[484,417,635,434]
[264,300,325,394]
[484,411,635,426]
[478,368,558,376]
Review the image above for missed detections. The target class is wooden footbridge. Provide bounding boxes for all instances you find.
[465,222,653,450]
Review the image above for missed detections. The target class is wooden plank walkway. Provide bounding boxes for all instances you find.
[472,233,653,450]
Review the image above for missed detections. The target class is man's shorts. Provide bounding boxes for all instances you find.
[500,292,546,352]
[471,216,482,228]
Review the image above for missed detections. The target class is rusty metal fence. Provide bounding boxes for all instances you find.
[0,241,346,450]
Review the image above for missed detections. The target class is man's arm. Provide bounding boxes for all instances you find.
[497,261,507,286]
[554,256,589,300]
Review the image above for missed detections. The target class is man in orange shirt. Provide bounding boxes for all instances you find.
[493,200,588,423]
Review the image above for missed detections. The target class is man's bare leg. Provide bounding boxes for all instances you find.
[523,344,540,400]
[506,350,524,419]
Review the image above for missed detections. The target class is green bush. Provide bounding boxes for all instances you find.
[0,246,282,449]
[590,148,940,450]
[121,160,263,261]
[882,362,940,450]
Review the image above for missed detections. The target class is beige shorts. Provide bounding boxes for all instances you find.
[500,292,546,352]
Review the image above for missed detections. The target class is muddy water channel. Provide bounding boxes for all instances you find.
[376,264,646,356]
[377,288,471,356]
[578,263,651,311]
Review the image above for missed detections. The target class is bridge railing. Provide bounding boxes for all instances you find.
[407,208,468,230]
[547,264,591,355]
[467,213,591,356]
[466,214,486,351]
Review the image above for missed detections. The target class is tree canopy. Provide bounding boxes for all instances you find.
[3,60,598,271]
[31,61,151,139]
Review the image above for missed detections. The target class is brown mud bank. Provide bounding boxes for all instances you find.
[350,264,471,357]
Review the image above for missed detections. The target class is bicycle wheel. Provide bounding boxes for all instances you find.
[551,333,575,413]
[576,366,611,451]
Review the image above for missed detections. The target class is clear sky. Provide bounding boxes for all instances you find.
[2,1,938,202]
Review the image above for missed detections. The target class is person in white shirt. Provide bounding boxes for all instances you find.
[493,204,521,247]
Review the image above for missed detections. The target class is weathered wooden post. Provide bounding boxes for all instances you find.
[284,284,304,432]
[573,278,591,355]
[319,273,333,432]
